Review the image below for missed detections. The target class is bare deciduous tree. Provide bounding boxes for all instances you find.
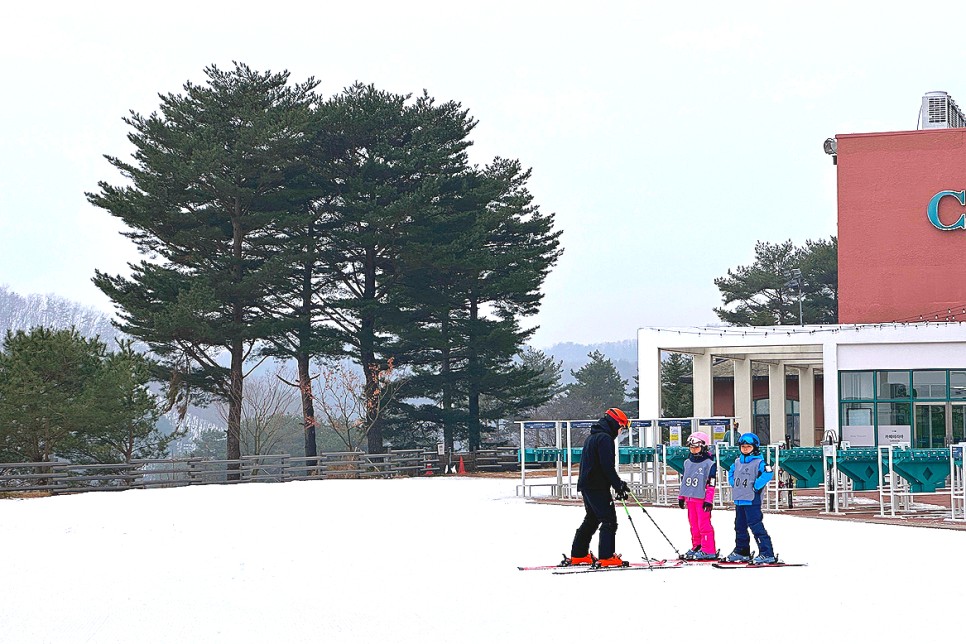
[219,368,299,456]
[314,359,402,452]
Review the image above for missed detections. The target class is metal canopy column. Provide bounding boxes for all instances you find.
[768,362,787,445]
[799,365,816,447]
[693,352,713,417]
[640,347,662,423]
[822,342,839,441]
[733,358,753,438]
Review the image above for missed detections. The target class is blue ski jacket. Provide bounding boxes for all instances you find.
[727,453,773,506]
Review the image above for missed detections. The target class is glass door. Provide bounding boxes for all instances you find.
[952,404,966,445]
[914,403,947,448]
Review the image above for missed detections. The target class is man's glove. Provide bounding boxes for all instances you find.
[703,502,713,512]
[678,498,685,509]
[616,481,630,500]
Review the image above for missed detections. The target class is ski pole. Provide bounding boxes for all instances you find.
[628,490,684,559]
[619,497,653,568]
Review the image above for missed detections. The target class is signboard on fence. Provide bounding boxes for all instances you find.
[522,422,556,430]
[658,419,690,446]
[669,426,681,446]
[699,418,731,443]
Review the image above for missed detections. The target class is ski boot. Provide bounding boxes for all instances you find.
[691,549,719,561]
[561,552,596,567]
[681,546,700,560]
[595,554,627,568]
[752,553,777,565]
[723,550,751,563]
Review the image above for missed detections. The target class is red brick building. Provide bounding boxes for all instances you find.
[837,92,966,324]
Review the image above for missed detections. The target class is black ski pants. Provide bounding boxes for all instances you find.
[571,488,618,559]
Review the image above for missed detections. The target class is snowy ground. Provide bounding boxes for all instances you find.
[1,475,963,643]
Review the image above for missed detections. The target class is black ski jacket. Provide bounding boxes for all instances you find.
[576,416,623,493]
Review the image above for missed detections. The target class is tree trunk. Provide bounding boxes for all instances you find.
[298,231,318,463]
[227,337,244,480]
[227,207,244,479]
[297,351,318,461]
[364,357,383,454]
[362,246,383,454]
[467,298,481,451]
[441,315,454,452]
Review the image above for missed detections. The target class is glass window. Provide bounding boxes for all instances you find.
[840,372,874,400]
[753,399,769,414]
[877,371,910,399]
[950,371,966,399]
[842,402,873,425]
[912,371,947,399]
[876,402,911,426]
[785,399,800,414]
[785,414,800,447]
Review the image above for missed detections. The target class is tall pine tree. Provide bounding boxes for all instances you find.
[714,237,838,326]
[563,350,629,418]
[462,159,562,449]
[89,63,318,468]
[389,159,561,450]
[256,100,347,460]
[313,84,477,453]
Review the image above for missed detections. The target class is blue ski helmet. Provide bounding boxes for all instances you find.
[737,432,760,448]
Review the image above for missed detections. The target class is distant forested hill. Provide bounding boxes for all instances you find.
[0,285,225,432]
[0,285,642,417]
[542,339,637,385]
[0,286,120,347]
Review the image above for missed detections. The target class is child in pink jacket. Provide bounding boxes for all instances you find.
[678,431,717,560]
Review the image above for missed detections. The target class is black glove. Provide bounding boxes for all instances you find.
[678,498,685,509]
[616,481,630,500]
[703,501,713,512]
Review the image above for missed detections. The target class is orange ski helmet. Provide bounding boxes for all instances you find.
[605,407,630,429]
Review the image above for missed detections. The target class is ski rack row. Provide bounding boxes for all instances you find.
[877,444,914,517]
[822,443,855,514]
[822,442,966,518]
[514,418,795,515]
[514,419,676,503]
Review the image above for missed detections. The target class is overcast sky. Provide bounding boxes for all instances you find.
[3,2,964,347]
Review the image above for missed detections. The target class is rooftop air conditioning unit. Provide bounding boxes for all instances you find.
[921,91,966,129]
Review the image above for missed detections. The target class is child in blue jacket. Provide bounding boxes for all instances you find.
[724,432,776,564]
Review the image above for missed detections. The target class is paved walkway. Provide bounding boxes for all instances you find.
[529,488,966,531]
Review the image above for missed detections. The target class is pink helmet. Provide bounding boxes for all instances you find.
[687,431,711,447]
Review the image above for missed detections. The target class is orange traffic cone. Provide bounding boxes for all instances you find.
[457,456,466,475]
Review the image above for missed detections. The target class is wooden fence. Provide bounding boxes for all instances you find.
[0,448,520,494]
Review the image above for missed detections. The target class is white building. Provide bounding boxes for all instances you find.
[638,322,966,448]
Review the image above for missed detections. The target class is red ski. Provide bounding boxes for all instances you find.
[712,561,807,569]
[552,559,684,575]
[518,558,674,571]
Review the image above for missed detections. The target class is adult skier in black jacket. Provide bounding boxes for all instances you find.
[563,408,631,568]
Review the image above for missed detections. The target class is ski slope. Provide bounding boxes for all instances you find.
[0,476,961,643]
